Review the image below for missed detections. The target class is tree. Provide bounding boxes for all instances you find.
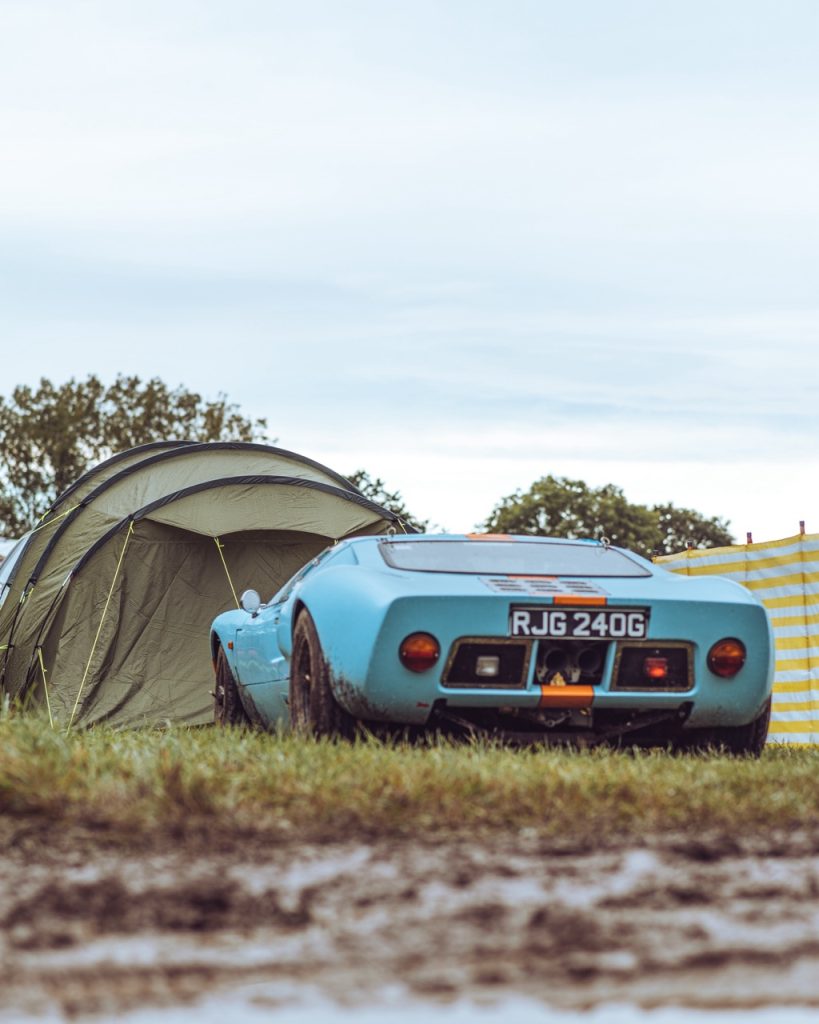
[481,475,733,558]
[0,375,268,536]
[654,502,734,555]
[347,470,428,533]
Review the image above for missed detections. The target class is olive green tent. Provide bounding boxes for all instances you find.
[0,442,405,727]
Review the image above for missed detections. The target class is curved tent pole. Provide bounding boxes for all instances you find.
[49,440,197,512]
[53,440,363,510]
[26,441,364,591]
[45,474,406,585]
[0,504,80,689]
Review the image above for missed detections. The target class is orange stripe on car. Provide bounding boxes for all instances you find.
[538,685,594,709]
[466,533,513,541]
[507,574,558,579]
[553,595,607,606]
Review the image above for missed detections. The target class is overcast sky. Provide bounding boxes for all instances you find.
[1,1,817,540]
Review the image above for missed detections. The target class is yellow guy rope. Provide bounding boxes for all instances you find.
[37,648,55,730]
[31,504,80,533]
[67,520,135,732]
[213,537,240,608]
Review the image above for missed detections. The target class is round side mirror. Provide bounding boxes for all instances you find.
[240,589,262,614]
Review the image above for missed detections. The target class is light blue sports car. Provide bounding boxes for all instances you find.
[210,534,774,753]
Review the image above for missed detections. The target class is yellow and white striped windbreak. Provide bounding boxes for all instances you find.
[657,533,819,744]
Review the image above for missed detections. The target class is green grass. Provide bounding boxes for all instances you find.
[1,713,817,842]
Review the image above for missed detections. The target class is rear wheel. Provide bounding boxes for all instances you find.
[213,646,250,727]
[290,611,356,738]
[681,697,771,757]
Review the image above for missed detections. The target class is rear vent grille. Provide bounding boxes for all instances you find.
[481,577,609,598]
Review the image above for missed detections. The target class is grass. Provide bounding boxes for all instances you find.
[1,713,817,843]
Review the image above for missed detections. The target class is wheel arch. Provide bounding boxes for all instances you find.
[291,598,308,633]
[210,623,241,680]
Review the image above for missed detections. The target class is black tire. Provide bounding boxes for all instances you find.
[681,696,771,757]
[289,611,356,738]
[213,646,250,727]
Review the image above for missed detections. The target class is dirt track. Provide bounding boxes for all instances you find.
[3,826,819,1020]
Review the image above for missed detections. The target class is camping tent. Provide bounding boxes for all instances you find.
[0,442,406,727]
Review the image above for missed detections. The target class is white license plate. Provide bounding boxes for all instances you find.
[509,606,649,639]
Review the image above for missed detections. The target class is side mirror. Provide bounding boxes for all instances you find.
[240,589,262,615]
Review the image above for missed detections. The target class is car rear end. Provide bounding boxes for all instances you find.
[346,539,773,744]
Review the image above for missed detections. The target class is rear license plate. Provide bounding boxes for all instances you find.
[509,606,649,639]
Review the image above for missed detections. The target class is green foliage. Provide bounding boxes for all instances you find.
[0,715,811,842]
[654,502,734,556]
[0,375,268,535]
[482,475,733,557]
[347,469,428,532]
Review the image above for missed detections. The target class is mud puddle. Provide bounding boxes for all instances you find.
[2,829,819,1021]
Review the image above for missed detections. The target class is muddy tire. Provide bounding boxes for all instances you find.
[681,696,771,757]
[213,646,250,727]
[290,610,356,739]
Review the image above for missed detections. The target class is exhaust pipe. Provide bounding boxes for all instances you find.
[577,647,603,676]
[543,647,568,673]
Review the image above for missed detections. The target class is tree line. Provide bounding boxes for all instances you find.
[0,375,733,557]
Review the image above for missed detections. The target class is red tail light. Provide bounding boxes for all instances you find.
[708,638,746,678]
[643,656,668,681]
[399,633,440,673]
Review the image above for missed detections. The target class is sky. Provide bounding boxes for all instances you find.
[1,0,818,541]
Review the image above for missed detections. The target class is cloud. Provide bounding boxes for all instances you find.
[1,1,818,543]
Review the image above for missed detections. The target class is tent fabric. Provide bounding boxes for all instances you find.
[53,440,197,509]
[657,532,819,745]
[0,442,366,646]
[0,443,404,727]
[2,442,358,613]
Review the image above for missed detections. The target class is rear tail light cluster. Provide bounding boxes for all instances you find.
[707,638,746,678]
[399,632,440,673]
[444,640,529,687]
[612,644,692,691]
[398,634,747,686]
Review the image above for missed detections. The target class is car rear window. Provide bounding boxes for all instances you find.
[379,540,650,577]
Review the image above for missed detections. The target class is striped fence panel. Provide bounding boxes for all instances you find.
[657,533,819,744]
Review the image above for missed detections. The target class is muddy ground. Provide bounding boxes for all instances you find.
[3,825,819,1020]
